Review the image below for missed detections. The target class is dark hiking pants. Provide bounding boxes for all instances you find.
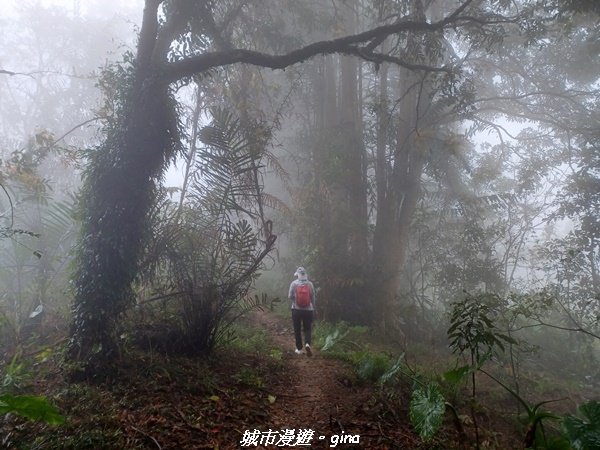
[292,309,313,350]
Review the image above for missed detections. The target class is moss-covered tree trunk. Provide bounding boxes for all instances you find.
[67,0,178,378]
[68,89,176,377]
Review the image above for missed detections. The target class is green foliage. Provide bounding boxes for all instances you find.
[0,394,64,425]
[320,325,351,352]
[314,321,367,353]
[563,401,600,450]
[442,365,471,385]
[227,326,270,354]
[409,383,446,441]
[448,292,519,449]
[315,321,405,384]
[2,352,29,392]
[0,143,79,347]
[354,352,393,383]
[0,149,69,429]
[232,367,264,389]
[379,354,406,386]
[443,316,591,449]
[448,292,517,363]
[480,368,563,449]
[94,51,137,129]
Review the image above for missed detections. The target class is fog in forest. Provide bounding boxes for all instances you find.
[0,1,599,448]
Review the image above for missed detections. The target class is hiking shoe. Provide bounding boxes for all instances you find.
[295,348,303,355]
[305,343,312,357]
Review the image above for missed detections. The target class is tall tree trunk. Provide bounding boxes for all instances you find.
[371,63,428,334]
[321,0,369,322]
[346,0,369,266]
[370,0,444,334]
[313,54,346,320]
[339,7,369,266]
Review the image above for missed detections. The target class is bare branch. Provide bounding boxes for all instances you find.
[160,0,478,82]
[516,320,600,341]
[52,117,103,146]
[349,47,454,73]
[0,183,15,229]
[0,69,35,79]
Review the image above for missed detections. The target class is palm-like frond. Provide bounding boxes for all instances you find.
[261,192,290,213]
[263,150,291,190]
[41,196,78,249]
[139,107,278,354]
[194,108,265,221]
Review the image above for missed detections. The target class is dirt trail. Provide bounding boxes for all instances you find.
[247,310,386,449]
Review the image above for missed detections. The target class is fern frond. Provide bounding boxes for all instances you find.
[261,193,290,213]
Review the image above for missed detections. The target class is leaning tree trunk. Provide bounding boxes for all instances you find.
[67,0,179,378]
[68,85,176,377]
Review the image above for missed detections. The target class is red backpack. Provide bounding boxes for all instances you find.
[295,283,311,307]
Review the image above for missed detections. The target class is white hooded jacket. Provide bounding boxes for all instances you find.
[288,267,316,310]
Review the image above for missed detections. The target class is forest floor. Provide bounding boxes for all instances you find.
[0,309,438,450]
[239,309,423,449]
[5,308,581,449]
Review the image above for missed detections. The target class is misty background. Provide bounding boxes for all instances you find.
[1,0,598,370]
[0,1,599,446]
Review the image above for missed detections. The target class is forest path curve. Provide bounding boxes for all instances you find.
[245,309,391,449]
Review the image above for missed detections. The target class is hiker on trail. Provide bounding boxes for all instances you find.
[288,266,316,356]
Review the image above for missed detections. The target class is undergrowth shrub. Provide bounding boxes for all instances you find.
[405,292,600,449]
[0,352,64,427]
[135,108,278,355]
[314,321,404,384]
[313,321,367,353]
[354,351,393,383]
[226,323,271,354]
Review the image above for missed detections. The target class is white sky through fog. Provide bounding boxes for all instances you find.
[0,1,144,26]
[0,0,189,186]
